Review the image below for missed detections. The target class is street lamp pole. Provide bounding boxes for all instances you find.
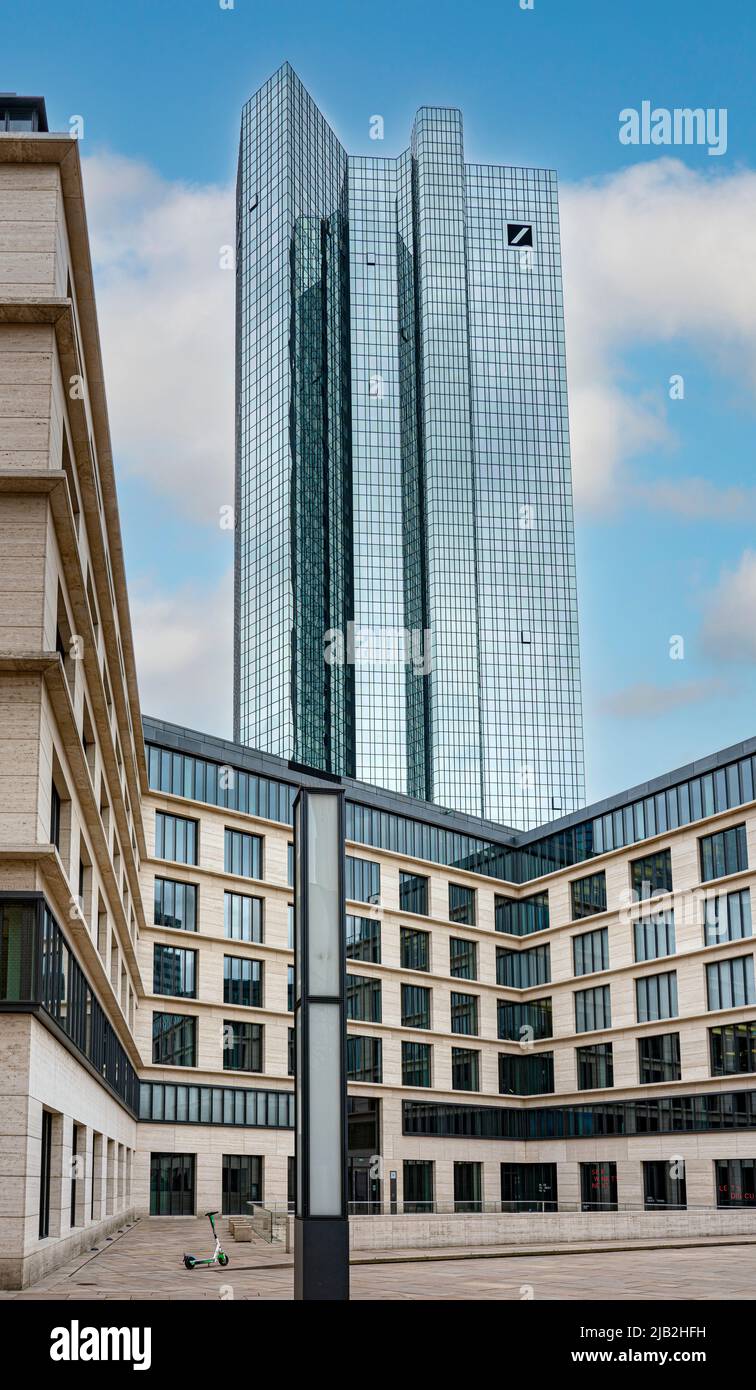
[293,786,349,1300]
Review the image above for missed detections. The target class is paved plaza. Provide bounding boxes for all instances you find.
[3,1217,756,1301]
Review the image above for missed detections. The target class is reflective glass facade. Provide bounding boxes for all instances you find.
[234,64,584,827]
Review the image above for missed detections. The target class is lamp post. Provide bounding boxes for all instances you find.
[293,786,349,1300]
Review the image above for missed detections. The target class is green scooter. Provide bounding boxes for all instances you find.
[183,1210,230,1269]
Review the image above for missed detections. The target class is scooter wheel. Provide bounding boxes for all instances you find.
[183,1254,197,1269]
[218,1251,229,1266]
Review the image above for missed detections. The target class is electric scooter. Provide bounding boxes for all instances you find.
[183,1210,230,1269]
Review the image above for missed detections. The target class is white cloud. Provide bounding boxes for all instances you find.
[561,159,756,511]
[130,568,234,737]
[633,477,756,521]
[597,677,729,719]
[82,152,235,524]
[700,550,756,662]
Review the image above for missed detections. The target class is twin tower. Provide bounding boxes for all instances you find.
[233,63,584,831]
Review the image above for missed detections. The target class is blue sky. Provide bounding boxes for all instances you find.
[6,0,756,808]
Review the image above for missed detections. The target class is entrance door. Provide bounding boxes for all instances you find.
[348,1097,381,1213]
[149,1153,196,1215]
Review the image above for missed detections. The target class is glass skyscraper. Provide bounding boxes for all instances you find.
[235,63,584,828]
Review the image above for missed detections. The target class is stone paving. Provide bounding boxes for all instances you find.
[3,1216,756,1300]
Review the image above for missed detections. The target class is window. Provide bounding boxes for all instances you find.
[449,883,475,925]
[576,1043,613,1090]
[634,910,675,962]
[152,1012,196,1067]
[155,812,197,865]
[454,1161,482,1213]
[39,1110,53,1238]
[399,872,428,915]
[287,842,294,887]
[715,1158,756,1208]
[501,1162,557,1212]
[154,878,197,932]
[450,991,478,1036]
[643,1160,686,1209]
[223,955,263,1008]
[703,889,752,946]
[224,828,263,879]
[636,970,678,1022]
[497,943,550,988]
[400,926,429,971]
[580,1162,617,1212]
[573,927,609,976]
[403,1160,433,1213]
[571,871,607,921]
[153,944,196,998]
[574,984,611,1033]
[150,1153,195,1215]
[631,849,673,899]
[223,1020,263,1072]
[450,937,477,979]
[287,964,294,1012]
[499,1051,554,1095]
[222,1154,262,1215]
[699,823,748,882]
[710,1021,756,1076]
[451,1047,480,1091]
[346,855,380,904]
[402,1040,431,1087]
[495,892,549,936]
[639,1032,681,1084]
[498,998,553,1041]
[346,973,381,1023]
[288,1027,294,1076]
[346,914,381,963]
[706,954,756,1010]
[50,784,61,849]
[346,1036,382,1082]
[401,983,430,1029]
[224,892,263,943]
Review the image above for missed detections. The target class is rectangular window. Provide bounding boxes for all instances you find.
[224,892,263,943]
[50,784,61,849]
[636,970,678,1022]
[223,1020,263,1072]
[450,991,478,1036]
[497,944,550,989]
[449,883,475,925]
[571,871,607,921]
[224,828,263,880]
[639,1032,681,1084]
[223,955,263,1008]
[346,914,381,963]
[643,1160,686,1209]
[287,964,294,1012]
[634,910,675,962]
[222,1154,262,1215]
[150,1153,195,1216]
[346,973,382,1023]
[346,855,380,904]
[346,1036,382,1082]
[450,937,477,980]
[699,823,748,882]
[580,1161,618,1212]
[287,842,294,888]
[710,1021,756,1076]
[152,1012,196,1066]
[501,1162,557,1212]
[706,954,756,1010]
[154,877,197,932]
[288,1027,295,1077]
[401,983,430,1029]
[574,984,611,1033]
[576,1043,614,1090]
[454,1161,482,1213]
[703,888,752,946]
[39,1109,52,1238]
[400,927,429,972]
[631,849,673,899]
[153,944,196,998]
[403,1159,433,1213]
[451,1047,480,1091]
[155,811,197,865]
[399,872,428,916]
[499,1051,554,1095]
[495,892,549,936]
[715,1158,756,1208]
[401,1040,431,1087]
[497,998,553,1041]
[573,927,609,976]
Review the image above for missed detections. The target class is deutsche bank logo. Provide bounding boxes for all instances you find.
[507,223,533,247]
